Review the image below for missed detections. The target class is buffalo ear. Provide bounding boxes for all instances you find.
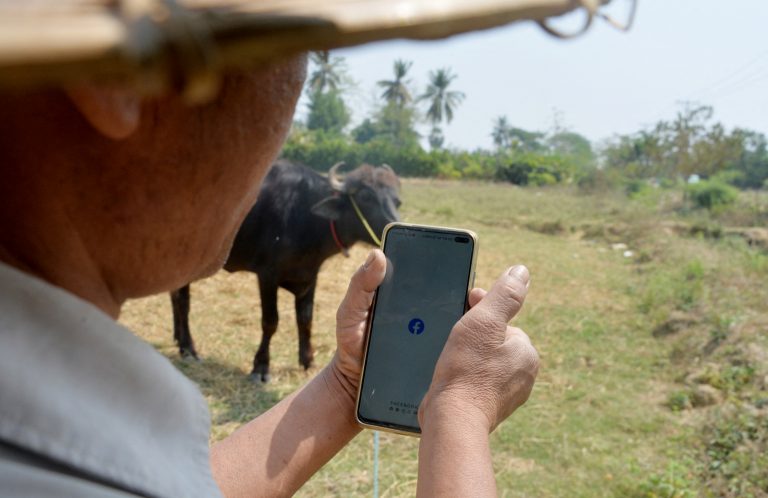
[311,196,344,220]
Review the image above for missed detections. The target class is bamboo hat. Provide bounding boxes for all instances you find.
[0,0,634,101]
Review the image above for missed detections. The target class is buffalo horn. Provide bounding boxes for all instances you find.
[328,162,345,191]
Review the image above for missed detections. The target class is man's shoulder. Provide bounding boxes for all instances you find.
[0,443,143,498]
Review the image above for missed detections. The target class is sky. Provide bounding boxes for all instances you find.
[298,0,768,151]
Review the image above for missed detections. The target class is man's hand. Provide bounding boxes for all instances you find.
[419,265,539,433]
[326,249,387,406]
[211,250,387,497]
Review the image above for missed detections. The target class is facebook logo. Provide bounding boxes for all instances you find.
[408,318,425,335]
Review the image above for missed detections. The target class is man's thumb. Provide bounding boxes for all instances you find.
[472,265,530,324]
[336,250,386,329]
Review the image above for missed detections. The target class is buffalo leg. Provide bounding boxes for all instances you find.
[252,277,279,383]
[295,279,317,371]
[170,285,198,359]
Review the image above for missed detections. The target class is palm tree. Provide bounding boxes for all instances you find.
[492,116,511,148]
[307,51,346,94]
[428,127,444,150]
[418,68,465,128]
[418,68,464,149]
[377,59,413,107]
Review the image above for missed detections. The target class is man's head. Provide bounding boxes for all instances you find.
[0,55,307,316]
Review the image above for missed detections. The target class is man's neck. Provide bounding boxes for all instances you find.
[0,229,122,319]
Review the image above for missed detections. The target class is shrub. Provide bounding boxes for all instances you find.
[668,391,692,411]
[703,407,768,495]
[356,139,435,177]
[659,177,680,189]
[281,129,439,177]
[451,150,497,180]
[639,259,705,325]
[529,171,558,186]
[281,129,360,171]
[577,168,622,193]
[495,153,567,186]
[685,180,738,211]
[636,459,699,497]
[625,179,649,198]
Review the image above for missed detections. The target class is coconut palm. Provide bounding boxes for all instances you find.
[492,116,511,148]
[377,59,413,107]
[418,68,465,127]
[307,51,346,94]
[428,126,445,150]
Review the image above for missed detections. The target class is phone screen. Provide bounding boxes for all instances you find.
[357,224,476,434]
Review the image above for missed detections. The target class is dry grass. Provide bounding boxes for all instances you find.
[120,180,767,497]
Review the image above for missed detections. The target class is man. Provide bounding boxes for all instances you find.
[0,52,538,496]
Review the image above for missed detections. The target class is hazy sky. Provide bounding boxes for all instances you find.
[299,0,768,151]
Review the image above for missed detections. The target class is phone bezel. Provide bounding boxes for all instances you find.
[355,222,479,437]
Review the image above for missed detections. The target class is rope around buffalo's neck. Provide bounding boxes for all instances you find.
[349,195,382,247]
[330,220,350,257]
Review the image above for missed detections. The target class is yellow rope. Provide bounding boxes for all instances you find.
[349,195,382,247]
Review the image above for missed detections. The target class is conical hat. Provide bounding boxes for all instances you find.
[0,0,621,100]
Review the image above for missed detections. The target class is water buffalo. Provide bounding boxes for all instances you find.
[170,159,401,381]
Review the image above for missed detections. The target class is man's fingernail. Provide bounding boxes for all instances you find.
[363,251,376,270]
[508,265,530,283]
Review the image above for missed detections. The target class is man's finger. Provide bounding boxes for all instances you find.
[506,326,533,346]
[468,288,487,308]
[336,249,386,329]
[466,265,529,325]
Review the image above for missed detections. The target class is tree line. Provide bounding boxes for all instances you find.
[281,52,768,192]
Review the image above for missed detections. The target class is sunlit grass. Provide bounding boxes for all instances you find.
[120,180,767,497]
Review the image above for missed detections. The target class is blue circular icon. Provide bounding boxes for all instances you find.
[408,318,425,335]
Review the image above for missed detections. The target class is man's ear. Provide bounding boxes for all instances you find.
[66,84,141,140]
[311,196,344,220]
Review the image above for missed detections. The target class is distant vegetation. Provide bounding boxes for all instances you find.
[282,52,768,198]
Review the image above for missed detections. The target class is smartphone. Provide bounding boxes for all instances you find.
[355,222,478,435]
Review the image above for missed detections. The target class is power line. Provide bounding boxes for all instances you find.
[707,66,768,101]
[689,50,768,101]
[639,51,768,129]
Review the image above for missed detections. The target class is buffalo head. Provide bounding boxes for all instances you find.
[311,162,401,245]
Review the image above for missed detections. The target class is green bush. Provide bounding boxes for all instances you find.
[281,129,361,171]
[529,171,558,186]
[703,407,768,495]
[659,177,680,189]
[710,169,744,187]
[495,153,568,186]
[639,259,705,317]
[668,391,692,412]
[625,179,649,198]
[355,139,431,176]
[636,459,699,498]
[281,129,440,177]
[450,150,497,180]
[683,260,705,281]
[685,180,738,211]
[577,168,622,193]
[281,127,643,185]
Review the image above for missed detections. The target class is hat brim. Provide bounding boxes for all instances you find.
[0,0,586,98]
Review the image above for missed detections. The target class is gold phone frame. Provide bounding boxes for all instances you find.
[355,222,479,437]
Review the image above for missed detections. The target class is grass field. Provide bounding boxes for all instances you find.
[120,180,768,497]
